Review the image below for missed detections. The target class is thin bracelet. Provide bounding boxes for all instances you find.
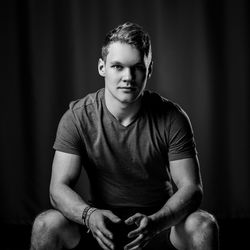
[81,206,92,226]
[85,207,98,229]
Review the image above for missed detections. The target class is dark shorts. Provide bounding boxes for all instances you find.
[76,206,175,250]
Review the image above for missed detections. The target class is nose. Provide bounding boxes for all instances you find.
[123,67,135,82]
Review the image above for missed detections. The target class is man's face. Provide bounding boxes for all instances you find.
[98,42,152,105]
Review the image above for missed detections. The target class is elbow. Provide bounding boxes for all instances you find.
[198,184,204,200]
[49,193,56,208]
[49,184,58,208]
[193,184,203,208]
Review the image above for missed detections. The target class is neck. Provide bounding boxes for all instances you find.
[104,90,142,127]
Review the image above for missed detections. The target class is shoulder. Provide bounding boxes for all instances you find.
[142,90,193,131]
[69,88,104,112]
[143,90,186,116]
[59,88,104,126]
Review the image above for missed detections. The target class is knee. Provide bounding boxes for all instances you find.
[31,210,81,250]
[31,209,68,249]
[170,210,219,250]
[32,209,65,236]
[184,210,219,236]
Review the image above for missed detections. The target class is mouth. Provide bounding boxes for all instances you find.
[118,86,137,91]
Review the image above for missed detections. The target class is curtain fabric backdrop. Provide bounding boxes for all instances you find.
[1,0,249,224]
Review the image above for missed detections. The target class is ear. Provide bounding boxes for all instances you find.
[147,61,153,79]
[98,58,105,77]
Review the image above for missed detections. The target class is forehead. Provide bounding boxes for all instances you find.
[106,42,144,64]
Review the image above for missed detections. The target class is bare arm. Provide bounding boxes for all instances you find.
[125,156,203,247]
[149,156,203,231]
[50,151,121,250]
[49,150,89,224]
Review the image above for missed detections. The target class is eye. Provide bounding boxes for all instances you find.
[112,65,123,71]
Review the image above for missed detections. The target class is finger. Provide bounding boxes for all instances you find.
[124,233,144,250]
[96,236,112,250]
[129,246,142,250]
[95,230,114,250]
[128,227,148,238]
[125,213,142,225]
[99,225,113,240]
[127,218,148,238]
[125,213,148,227]
[104,211,122,224]
[125,235,150,250]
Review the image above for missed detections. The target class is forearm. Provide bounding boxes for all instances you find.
[50,183,89,225]
[150,184,203,232]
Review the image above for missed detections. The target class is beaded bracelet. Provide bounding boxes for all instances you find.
[81,206,92,226]
[85,207,98,229]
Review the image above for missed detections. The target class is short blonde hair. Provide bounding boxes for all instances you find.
[101,22,152,62]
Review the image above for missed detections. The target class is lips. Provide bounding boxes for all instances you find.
[118,86,137,91]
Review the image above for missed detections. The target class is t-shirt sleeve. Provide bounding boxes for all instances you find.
[168,105,197,161]
[53,109,82,155]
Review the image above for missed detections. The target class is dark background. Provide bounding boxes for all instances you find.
[1,0,249,249]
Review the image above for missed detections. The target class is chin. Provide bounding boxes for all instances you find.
[119,95,140,104]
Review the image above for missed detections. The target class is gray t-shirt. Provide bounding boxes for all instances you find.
[53,88,197,208]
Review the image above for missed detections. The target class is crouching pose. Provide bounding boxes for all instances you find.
[31,22,219,250]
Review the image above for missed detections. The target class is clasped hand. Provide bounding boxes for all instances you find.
[87,209,158,250]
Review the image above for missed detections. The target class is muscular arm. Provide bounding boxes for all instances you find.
[149,156,203,232]
[49,150,89,224]
[50,151,122,250]
[123,156,203,250]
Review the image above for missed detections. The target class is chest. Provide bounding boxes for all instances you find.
[83,113,169,181]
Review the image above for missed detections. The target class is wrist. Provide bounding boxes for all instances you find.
[85,207,98,228]
[81,206,92,226]
[81,206,98,230]
[149,206,175,232]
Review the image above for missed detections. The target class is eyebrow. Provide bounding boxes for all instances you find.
[110,61,145,67]
[110,61,123,65]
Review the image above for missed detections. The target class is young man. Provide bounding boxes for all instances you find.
[31,22,219,250]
